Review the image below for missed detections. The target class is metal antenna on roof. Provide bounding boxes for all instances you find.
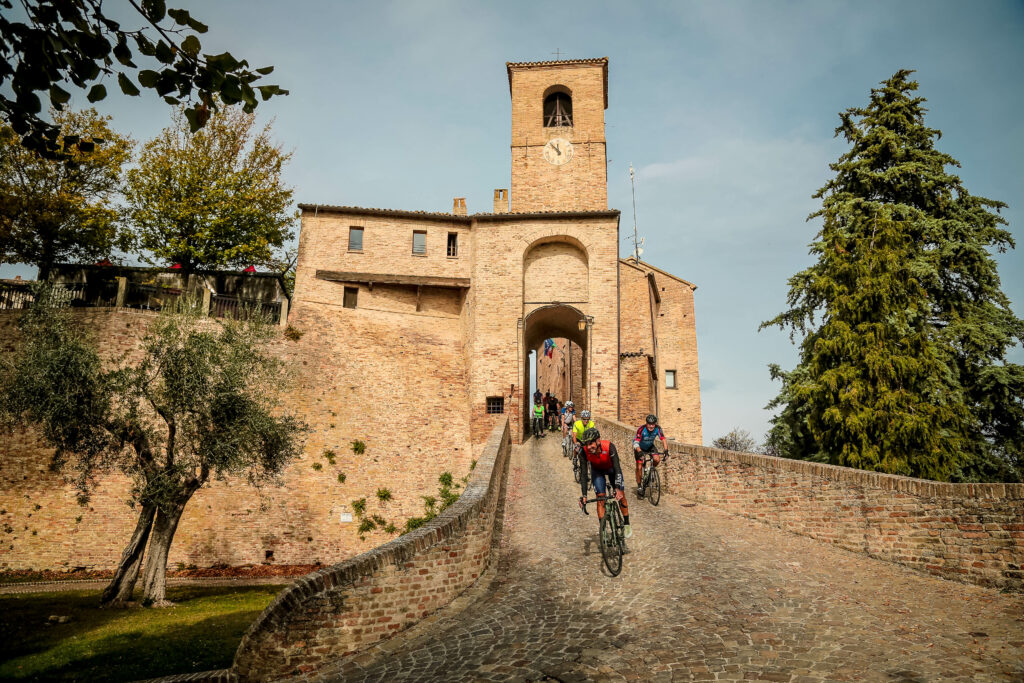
[629,164,644,263]
[552,48,564,60]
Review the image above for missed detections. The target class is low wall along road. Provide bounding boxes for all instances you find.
[596,417,1024,591]
[232,420,511,681]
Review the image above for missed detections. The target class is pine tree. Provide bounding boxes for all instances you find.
[762,70,1023,482]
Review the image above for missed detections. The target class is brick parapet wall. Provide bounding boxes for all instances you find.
[232,419,511,681]
[595,417,1024,591]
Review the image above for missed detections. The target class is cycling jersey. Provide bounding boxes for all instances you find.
[634,424,665,452]
[561,409,576,427]
[533,404,544,419]
[572,419,595,441]
[579,440,624,497]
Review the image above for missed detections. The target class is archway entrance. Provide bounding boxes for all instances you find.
[521,304,590,442]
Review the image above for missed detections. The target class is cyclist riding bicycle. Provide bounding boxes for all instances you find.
[634,413,667,498]
[572,409,596,456]
[560,401,576,439]
[578,427,631,539]
[532,400,546,438]
[546,393,560,431]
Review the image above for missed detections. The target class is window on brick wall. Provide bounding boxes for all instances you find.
[343,286,358,309]
[665,370,676,389]
[412,230,426,255]
[486,396,504,414]
[447,232,458,257]
[348,227,363,251]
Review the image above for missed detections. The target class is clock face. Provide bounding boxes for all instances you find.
[543,137,574,166]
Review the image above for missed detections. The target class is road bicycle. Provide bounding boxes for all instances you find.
[579,492,627,576]
[637,448,668,506]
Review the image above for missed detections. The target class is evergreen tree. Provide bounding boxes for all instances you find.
[762,70,1023,482]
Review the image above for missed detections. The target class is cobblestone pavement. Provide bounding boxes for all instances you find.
[314,437,1024,682]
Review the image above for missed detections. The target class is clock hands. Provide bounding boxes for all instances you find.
[553,143,561,155]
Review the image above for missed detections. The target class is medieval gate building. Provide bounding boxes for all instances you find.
[293,57,702,447]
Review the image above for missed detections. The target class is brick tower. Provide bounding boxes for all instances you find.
[507,58,608,212]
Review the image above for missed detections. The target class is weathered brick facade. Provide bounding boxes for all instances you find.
[0,307,474,571]
[597,417,1024,591]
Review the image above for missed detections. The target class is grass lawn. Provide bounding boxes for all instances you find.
[0,584,285,681]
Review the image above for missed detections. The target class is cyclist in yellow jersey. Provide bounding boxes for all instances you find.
[572,409,595,458]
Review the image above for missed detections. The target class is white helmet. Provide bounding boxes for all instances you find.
[580,410,591,420]
[565,401,574,408]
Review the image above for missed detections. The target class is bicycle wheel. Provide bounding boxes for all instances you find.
[572,452,581,483]
[599,506,623,576]
[648,466,661,506]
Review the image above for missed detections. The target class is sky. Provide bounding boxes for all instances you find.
[3,0,1022,445]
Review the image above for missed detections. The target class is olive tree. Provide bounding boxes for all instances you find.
[0,286,307,606]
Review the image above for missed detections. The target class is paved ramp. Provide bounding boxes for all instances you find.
[315,436,1024,682]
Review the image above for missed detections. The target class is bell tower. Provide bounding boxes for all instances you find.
[506,58,608,213]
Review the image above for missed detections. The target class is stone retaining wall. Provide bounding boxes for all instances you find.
[232,419,511,681]
[596,417,1024,591]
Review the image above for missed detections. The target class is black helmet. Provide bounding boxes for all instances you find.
[581,427,601,445]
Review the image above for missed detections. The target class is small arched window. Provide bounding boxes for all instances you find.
[543,91,573,127]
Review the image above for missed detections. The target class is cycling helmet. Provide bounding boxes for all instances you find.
[581,427,601,445]
[566,401,574,408]
[646,413,658,425]
[580,409,591,420]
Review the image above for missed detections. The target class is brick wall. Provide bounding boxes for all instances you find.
[232,419,510,681]
[617,259,701,442]
[0,301,474,571]
[596,417,1024,590]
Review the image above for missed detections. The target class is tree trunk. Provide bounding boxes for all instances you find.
[99,504,156,607]
[140,503,187,607]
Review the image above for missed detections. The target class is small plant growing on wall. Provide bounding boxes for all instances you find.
[323,449,336,465]
[283,325,304,341]
[351,440,365,455]
[337,472,347,484]
[376,488,392,502]
[351,498,367,517]
[311,462,322,471]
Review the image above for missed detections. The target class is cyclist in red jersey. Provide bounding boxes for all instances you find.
[577,427,632,539]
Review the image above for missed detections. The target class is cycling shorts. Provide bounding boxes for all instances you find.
[591,465,624,495]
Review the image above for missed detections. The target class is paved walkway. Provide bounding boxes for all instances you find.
[320,438,1023,681]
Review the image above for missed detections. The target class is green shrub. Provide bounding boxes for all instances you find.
[351,440,365,455]
[337,472,347,484]
[283,325,304,341]
[323,449,336,464]
[311,462,322,471]
[351,498,366,517]
[376,488,392,502]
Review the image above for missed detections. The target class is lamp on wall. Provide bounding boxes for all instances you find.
[577,318,586,331]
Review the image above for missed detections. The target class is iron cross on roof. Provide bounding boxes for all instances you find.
[552,48,564,60]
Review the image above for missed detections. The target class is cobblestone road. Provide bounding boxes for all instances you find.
[315,437,1024,682]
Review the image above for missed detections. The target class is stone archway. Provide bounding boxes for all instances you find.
[521,304,589,442]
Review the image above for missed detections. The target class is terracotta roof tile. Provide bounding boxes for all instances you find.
[505,57,609,109]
